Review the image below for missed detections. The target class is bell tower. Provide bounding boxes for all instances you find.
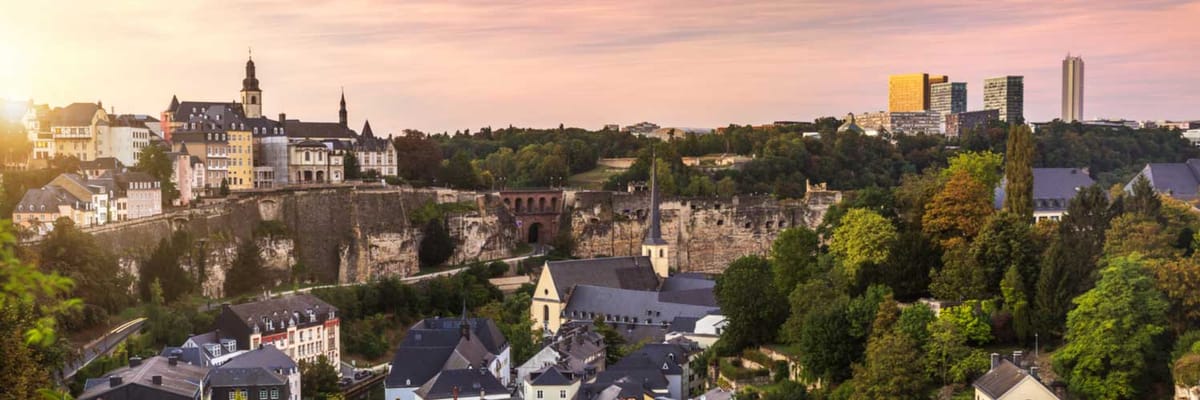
[641,147,670,278]
[240,50,262,118]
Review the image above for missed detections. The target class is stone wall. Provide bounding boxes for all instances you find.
[84,186,519,297]
[78,185,836,295]
[569,191,831,274]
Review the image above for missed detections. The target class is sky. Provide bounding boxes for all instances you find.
[1,0,1198,134]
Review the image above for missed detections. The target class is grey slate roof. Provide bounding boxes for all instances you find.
[659,274,715,292]
[414,369,508,400]
[667,317,698,333]
[284,120,357,140]
[545,256,660,300]
[529,366,574,386]
[207,366,288,388]
[994,168,1096,211]
[973,359,1033,399]
[218,345,297,371]
[225,293,337,334]
[15,186,87,212]
[563,285,719,328]
[77,356,209,400]
[386,317,508,390]
[160,346,206,367]
[1128,159,1200,201]
[53,102,103,126]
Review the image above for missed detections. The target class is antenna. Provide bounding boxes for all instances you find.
[248,47,252,60]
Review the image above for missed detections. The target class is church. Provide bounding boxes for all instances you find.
[530,156,725,344]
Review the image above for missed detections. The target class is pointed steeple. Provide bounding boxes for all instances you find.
[362,120,374,139]
[459,299,471,340]
[243,54,260,91]
[167,95,179,112]
[178,142,190,155]
[338,88,348,128]
[643,147,666,246]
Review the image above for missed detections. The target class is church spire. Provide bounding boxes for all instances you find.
[338,88,348,128]
[643,146,666,246]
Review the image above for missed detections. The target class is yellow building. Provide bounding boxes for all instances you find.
[50,102,109,161]
[227,129,254,189]
[888,73,947,112]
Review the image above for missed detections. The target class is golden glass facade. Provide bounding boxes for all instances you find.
[889,73,930,112]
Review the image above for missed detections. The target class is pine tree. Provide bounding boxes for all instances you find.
[1003,124,1034,220]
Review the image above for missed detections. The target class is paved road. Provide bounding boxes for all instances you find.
[61,318,147,381]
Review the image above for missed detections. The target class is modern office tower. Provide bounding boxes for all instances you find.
[929,75,948,85]
[983,76,1024,124]
[889,73,930,112]
[931,82,967,115]
[1062,54,1085,122]
[945,110,1000,137]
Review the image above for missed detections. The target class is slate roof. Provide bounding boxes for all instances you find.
[973,359,1035,399]
[80,157,124,172]
[77,356,209,400]
[659,274,715,292]
[417,317,509,354]
[563,285,719,328]
[529,366,574,386]
[1129,159,1200,201]
[15,186,87,212]
[994,168,1097,211]
[386,316,508,390]
[224,294,337,334]
[218,345,296,371]
[169,101,247,126]
[208,366,288,388]
[159,346,205,367]
[667,317,698,333]
[244,116,283,137]
[284,120,357,140]
[53,102,104,126]
[545,256,660,300]
[414,369,508,400]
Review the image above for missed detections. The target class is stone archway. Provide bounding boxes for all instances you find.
[528,222,543,244]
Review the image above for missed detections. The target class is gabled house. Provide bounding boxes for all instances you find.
[217,345,301,400]
[580,343,694,400]
[517,322,606,385]
[973,352,1059,400]
[994,167,1096,222]
[78,356,209,400]
[414,369,510,400]
[385,314,511,400]
[211,294,341,367]
[523,366,581,400]
[1126,159,1200,203]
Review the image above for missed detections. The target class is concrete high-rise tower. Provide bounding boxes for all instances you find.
[984,76,1024,124]
[1062,54,1085,122]
[931,82,967,116]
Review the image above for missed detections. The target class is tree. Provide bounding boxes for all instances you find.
[219,178,230,196]
[135,144,179,206]
[896,302,935,346]
[1152,255,1200,334]
[224,239,269,297]
[715,256,788,350]
[797,299,859,383]
[943,150,1003,191]
[593,316,629,365]
[300,355,341,399]
[781,278,843,344]
[394,132,443,182]
[418,219,455,268]
[770,227,821,295]
[343,152,362,180]
[1000,265,1033,342]
[716,176,737,197]
[925,316,990,385]
[1037,185,1113,336]
[39,219,133,316]
[1003,124,1035,220]
[1053,255,1168,399]
[929,238,988,301]
[1126,175,1162,218]
[440,150,480,189]
[0,220,79,398]
[1103,213,1178,261]
[922,169,992,245]
[829,208,896,280]
[850,299,928,400]
[139,234,194,304]
[971,212,1039,296]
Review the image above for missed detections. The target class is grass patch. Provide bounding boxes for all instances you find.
[569,166,623,190]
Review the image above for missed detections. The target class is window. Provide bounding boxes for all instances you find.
[271,388,279,399]
[560,390,567,398]
[260,389,268,398]
[537,390,543,399]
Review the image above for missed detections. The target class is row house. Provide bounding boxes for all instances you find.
[210,294,341,368]
[22,101,111,162]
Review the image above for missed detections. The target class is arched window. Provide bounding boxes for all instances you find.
[659,249,664,257]
[251,95,257,105]
[515,198,523,212]
[542,305,549,322]
[539,197,546,212]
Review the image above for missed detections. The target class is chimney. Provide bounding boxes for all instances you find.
[452,386,459,400]
[109,376,123,387]
[279,113,287,123]
[152,375,163,385]
[1013,350,1023,368]
[1030,366,1040,381]
[129,356,143,368]
[990,353,1000,370]
[168,355,179,366]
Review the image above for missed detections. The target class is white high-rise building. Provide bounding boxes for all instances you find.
[1062,54,1085,122]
